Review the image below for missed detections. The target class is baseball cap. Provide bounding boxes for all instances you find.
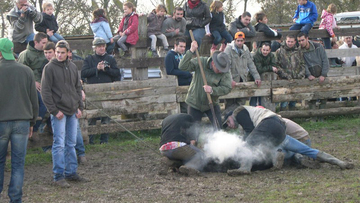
[0,38,15,60]
[234,31,245,40]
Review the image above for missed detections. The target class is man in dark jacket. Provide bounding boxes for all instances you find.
[41,40,86,188]
[82,37,121,144]
[229,12,256,39]
[254,12,282,48]
[159,114,205,175]
[183,0,211,49]
[0,38,39,203]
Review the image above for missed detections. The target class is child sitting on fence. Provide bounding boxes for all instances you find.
[289,0,318,35]
[254,12,282,49]
[35,2,64,43]
[90,8,114,55]
[114,2,139,57]
[205,1,233,54]
[147,4,169,57]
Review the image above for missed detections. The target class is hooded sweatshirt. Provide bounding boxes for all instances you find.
[319,10,336,37]
[293,0,318,25]
[41,58,83,116]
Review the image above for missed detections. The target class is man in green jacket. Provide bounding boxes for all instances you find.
[179,41,232,128]
[18,32,48,133]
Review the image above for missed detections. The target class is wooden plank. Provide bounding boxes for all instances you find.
[278,106,360,118]
[272,75,360,88]
[328,67,359,77]
[86,86,177,101]
[326,49,360,58]
[87,119,163,134]
[273,89,360,102]
[116,57,164,68]
[83,75,177,92]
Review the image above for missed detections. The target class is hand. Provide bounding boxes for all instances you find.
[29,127,33,138]
[331,37,337,42]
[75,109,82,118]
[293,18,297,23]
[81,90,86,101]
[110,38,114,43]
[203,85,212,94]
[166,28,175,33]
[190,140,196,145]
[190,41,198,53]
[206,33,212,37]
[308,75,315,81]
[97,61,105,71]
[35,81,41,92]
[175,28,180,34]
[231,80,236,88]
[120,32,125,37]
[319,76,325,83]
[255,80,261,87]
[272,67,278,73]
[56,111,64,120]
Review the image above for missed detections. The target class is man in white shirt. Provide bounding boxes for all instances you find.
[339,36,358,67]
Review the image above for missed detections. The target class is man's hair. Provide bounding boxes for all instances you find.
[297,32,308,39]
[261,42,271,48]
[255,12,266,22]
[286,35,296,40]
[44,42,55,51]
[175,37,186,46]
[56,40,70,51]
[42,2,53,11]
[241,11,251,18]
[33,32,47,43]
[174,7,183,13]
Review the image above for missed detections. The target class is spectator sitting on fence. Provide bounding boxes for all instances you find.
[114,2,139,57]
[165,37,192,113]
[250,42,278,107]
[179,40,232,128]
[223,31,261,111]
[289,0,318,35]
[159,113,206,176]
[41,40,87,187]
[254,11,282,49]
[205,0,233,54]
[319,3,339,67]
[229,12,256,39]
[81,37,121,144]
[90,8,115,55]
[35,2,64,44]
[162,7,186,38]
[223,105,354,176]
[183,0,211,50]
[275,35,306,111]
[339,36,358,67]
[0,38,39,202]
[297,32,329,121]
[147,4,169,57]
[17,32,48,133]
[7,0,43,53]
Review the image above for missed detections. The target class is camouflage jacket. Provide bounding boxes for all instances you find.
[275,44,306,80]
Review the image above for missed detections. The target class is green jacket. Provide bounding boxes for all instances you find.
[275,43,306,80]
[253,48,277,75]
[179,50,232,112]
[17,41,47,82]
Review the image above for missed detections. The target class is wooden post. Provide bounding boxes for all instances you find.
[132,15,148,80]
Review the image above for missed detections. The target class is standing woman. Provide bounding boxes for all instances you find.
[90,8,114,55]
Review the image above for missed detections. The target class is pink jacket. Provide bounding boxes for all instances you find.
[319,10,336,37]
[117,12,139,45]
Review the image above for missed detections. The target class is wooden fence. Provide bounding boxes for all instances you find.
[27,17,360,148]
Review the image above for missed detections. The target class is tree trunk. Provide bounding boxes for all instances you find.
[0,8,4,38]
[244,0,248,13]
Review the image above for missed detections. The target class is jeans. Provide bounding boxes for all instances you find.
[249,97,261,106]
[0,121,29,203]
[280,135,319,160]
[48,33,64,44]
[185,28,206,49]
[188,105,222,129]
[322,38,331,49]
[75,124,85,157]
[289,23,313,35]
[149,34,169,51]
[106,42,115,55]
[51,114,78,181]
[116,35,128,51]
[89,117,110,144]
[25,33,35,43]
[33,91,47,132]
[212,30,233,45]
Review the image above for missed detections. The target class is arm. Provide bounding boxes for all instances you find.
[253,55,273,74]
[205,12,212,35]
[229,21,238,37]
[293,5,299,19]
[81,56,98,79]
[319,46,329,77]
[53,16,59,33]
[75,70,84,111]
[35,17,47,33]
[41,66,59,115]
[29,71,39,126]
[201,4,212,27]
[240,25,256,38]
[309,3,318,23]
[324,15,335,37]
[246,53,261,80]
[29,5,43,24]
[211,72,232,97]
[179,50,198,72]
[104,57,121,78]
[124,15,139,36]
[117,18,124,33]
[102,22,114,39]
[179,18,186,36]
[162,19,176,37]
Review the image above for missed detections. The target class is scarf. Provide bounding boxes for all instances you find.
[91,16,108,24]
[187,0,200,9]
[123,12,133,31]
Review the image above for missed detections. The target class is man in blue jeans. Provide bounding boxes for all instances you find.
[289,0,318,35]
[223,105,354,176]
[0,38,39,202]
[41,40,87,187]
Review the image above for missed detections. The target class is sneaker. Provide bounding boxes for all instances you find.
[65,174,90,182]
[179,165,200,176]
[54,179,70,188]
[78,156,87,164]
[123,51,131,57]
[152,51,159,57]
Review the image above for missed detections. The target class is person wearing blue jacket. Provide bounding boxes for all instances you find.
[90,9,114,54]
[289,0,318,35]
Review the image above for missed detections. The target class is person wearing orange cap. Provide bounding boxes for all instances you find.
[224,31,261,111]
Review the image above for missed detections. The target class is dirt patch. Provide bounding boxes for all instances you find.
[1,128,360,202]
